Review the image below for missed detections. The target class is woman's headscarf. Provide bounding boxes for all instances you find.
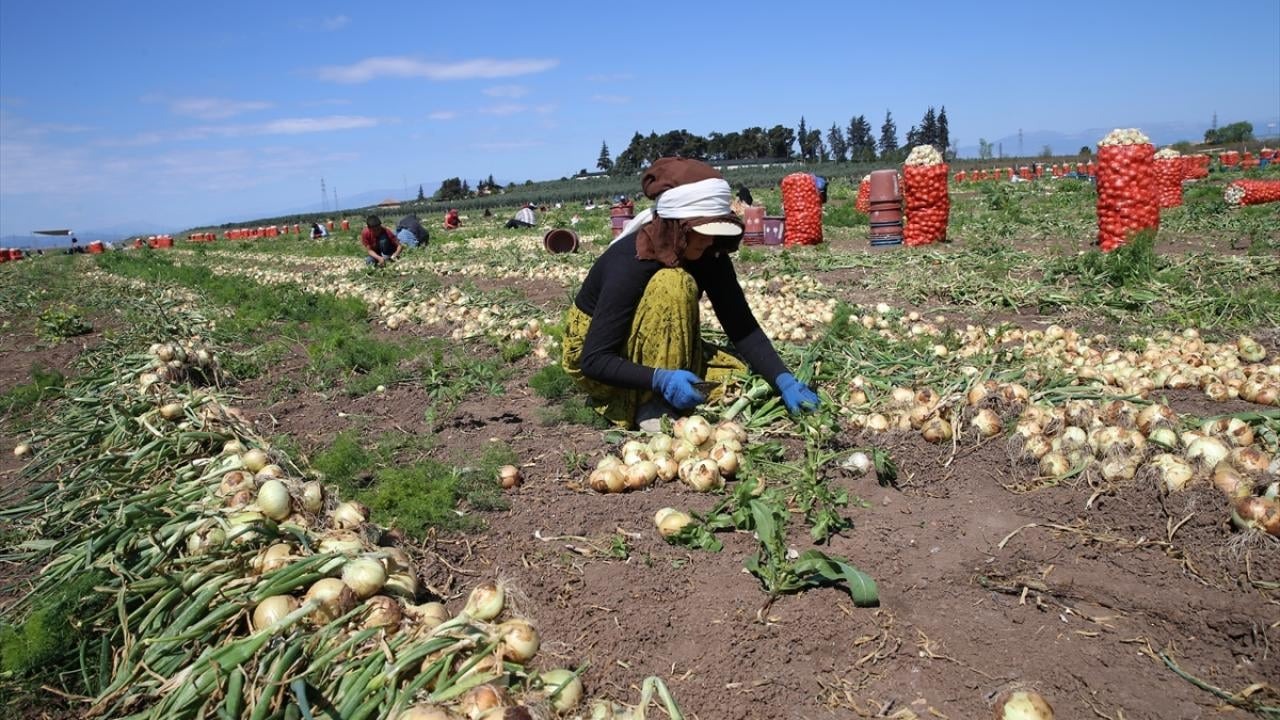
[615,157,744,267]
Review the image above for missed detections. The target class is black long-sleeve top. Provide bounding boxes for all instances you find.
[572,234,787,390]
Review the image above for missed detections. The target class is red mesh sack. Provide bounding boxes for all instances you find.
[1153,151,1184,209]
[1096,130,1158,252]
[781,173,822,245]
[1225,180,1280,207]
[902,147,949,246]
[855,177,871,213]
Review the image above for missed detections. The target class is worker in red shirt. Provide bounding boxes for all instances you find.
[443,208,461,230]
[360,215,402,267]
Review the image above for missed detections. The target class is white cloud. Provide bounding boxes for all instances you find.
[483,84,529,98]
[427,111,457,120]
[591,94,630,104]
[100,115,384,146]
[317,57,558,83]
[169,97,274,119]
[479,104,527,116]
[322,15,350,30]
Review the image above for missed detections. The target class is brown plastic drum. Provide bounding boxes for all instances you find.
[543,228,580,254]
[610,214,633,238]
[762,216,785,245]
[867,169,903,246]
[743,205,765,234]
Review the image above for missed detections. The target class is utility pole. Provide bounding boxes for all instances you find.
[1018,129,1024,158]
[1211,112,1218,130]
[333,187,338,214]
[320,178,327,212]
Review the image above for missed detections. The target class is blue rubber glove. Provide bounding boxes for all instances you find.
[776,373,820,414]
[651,369,706,411]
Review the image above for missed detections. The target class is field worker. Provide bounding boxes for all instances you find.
[444,208,461,230]
[505,202,537,229]
[360,215,402,267]
[311,222,328,239]
[395,214,429,248]
[562,157,820,430]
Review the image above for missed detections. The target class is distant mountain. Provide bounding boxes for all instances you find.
[2,221,180,250]
[958,116,1280,159]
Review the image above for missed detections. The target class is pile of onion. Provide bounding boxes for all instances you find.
[588,415,746,494]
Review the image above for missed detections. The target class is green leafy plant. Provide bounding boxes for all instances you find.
[37,304,92,340]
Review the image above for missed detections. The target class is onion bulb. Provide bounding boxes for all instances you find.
[541,669,584,712]
[342,557,387,599]
[255,543,294,574]
[395,705,460,720]
[1150,454,1194,493]
[681,415,713,447]
[383,573,420,601]
[304,578,357,625]
[219,470,254,496]
[683,459,723,492]
[256,479,292,521]
[497,618,540,663]
[842,452,873,475]
[1212,464,1253,499]
[1039,452,1071,478]
[1225,418,1254,447]
[464,581,505,620]
[1186,437,1230,473]
[624,461,658,490]
[653,456,679,482]
[459,685,507,719]
[671,439,697,462]
[252,595,299,632]
[1232,446,1270,476]
[499,465,523,489]
[1148,427,1178,449]
[715,420,747,444]
[647,433,673,457]
[222,438,244,456]
[301,481,324,513]
[654,507,693,538]
[588,467,625,494]
[363,595,403,630]
[404,601,449,630]
[159,402,184,421]
[13,442,32,458]
[921,417,953,443]
[242,448,270,473]
[993,690,1054,720]
[970,409,1002,438]
[596,455,623,472]
[1136,404,1177,435]
[318,531,365,556]
[382,547,414,575]
[332,500,369,529]
[1232,497,1280,536]
[707,443,740,476]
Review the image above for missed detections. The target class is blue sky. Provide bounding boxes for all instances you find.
[2,0,1277,237]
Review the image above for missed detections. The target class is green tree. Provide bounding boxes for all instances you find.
[978,138,994,160]
[827,123,848,162]
[596,140,613,172]
[808,128,826,162]
[1078,146,1092,158]
[920,107,938,147]
[434,177,465,201]
[797,117,810,160]
[937,106,950,155]
[766,125,797,159]
[1039,144,1053,159]
[416,184,425,202]
[847,115,876,162]
[1204,121,1253,144]
[878,110,899,159]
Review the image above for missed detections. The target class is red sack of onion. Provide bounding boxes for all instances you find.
[902,145,949,246]
[1096,128,1159,252]
[856,175,871,214]
[1153,148,1184,209]
[781,173,823,246]
[1225,179,1280,207]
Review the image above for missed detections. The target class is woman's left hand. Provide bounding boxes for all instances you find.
[776,373,820,414]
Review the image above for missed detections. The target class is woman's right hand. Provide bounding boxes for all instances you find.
[651,369,706,410]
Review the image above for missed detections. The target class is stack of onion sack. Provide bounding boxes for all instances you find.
[1225,179,1280,207]
[902,145,949,246]
[780,172,823,245]
[1096,128,1159,252]
[855,175,871,213]
[587,416,748,494]
[1153,148,1184,208]
[1183,154,1210,180]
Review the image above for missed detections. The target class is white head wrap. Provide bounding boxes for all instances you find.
[612,177,733,245]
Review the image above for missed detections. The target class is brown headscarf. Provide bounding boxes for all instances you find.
[635,157,744,267]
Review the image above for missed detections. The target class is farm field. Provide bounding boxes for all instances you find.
[2,169,1279,719]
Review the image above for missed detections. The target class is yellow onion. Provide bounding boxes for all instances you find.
[218,470,255,496]
[383,573,420,601]
[1150,454,1194,493]
[404,601,450,630]
[382,547,414,575]
[683,459,723,492]
[255,464,286,481]
[13,442,32,459]
[363,595,403,630]
[654,507,693,537]
[541,669,584,712]
[252,595,299,632]
[1039,452,1071,478]
[396,705,461,720]
[1136,403,1177,435]
[715,420,747,444]
[1231,447,1270,476]
[1225,418,1254,447]
[1100,457,1138,482]
[653,456,679,482]
[317,531,365,555]
[1237,335,1266,362]
[993,690,1054,719]
[459,685,507,719]
[1186,437,1230,473]
[647,433,673,456]
[921,417,952,443]
[624,461,658,490]
[707,443,740,476]
[255,543,294,574]
[342,557,387,599]
[620,440,649,465]
[681,415,713,446]
[596,455,623,472]
[241,448,270,473]
[1212,464,1253,499]
[970,409,1002,437]
[866,413,890,432]
[1148,427,1178,449]
[671,439,698,462]
[256,479,292,522]
[1232,497,1280,536]
[332,500,369,529]
[159,402,185,421]
[497,618,540,663]
[589,467,625,494]
[301,481,325,513]
[226,488,255,509]
[499,465,523,489]
[464,581,505,621]
[304,578,356,624]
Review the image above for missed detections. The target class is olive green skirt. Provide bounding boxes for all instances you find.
[562,268,746,428]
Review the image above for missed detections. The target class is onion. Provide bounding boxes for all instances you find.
[252,595,299,632]
[1150,454,1194,493]
[588,467,624,494]
[1100,458,1137,482]
[1237,335,1266,362]
[343,557,387,599]
[866,413,890,432]
[1231,447,1270,476]
[647,433,673,456]
[318,531,365,555]
[497,618,540,663]
[683,459,723,492]
[1136,403,1177,435]
[255,543,294,574]
[13,442,32,458]
[715,420,747,444]
[1225,418,1254,447]
[363,595,403,630]
[304,578,357,625]
[255,464,286,481]
[541,669,584,712]
[1059,426,1088,451]
[621,440,649,462]
[159,402,184,421]
[653,456,679,482]
[1001,383,1030,404]
[383,573,420,601]
[1039,452,1071,478]
[921,417,952,443]
[1021,435,1053,461]
[332,501,369,529]
[707,444,740,476]
[396,705,460,720]
[842,452,873,475]
[970,409,1002,437]
[994,689,1055,719]
[460,685,507,719]
[1232,497,1280,536]
[499,465,523,489]
[596,455,623,472]
[671,439,698,462]
[218,470,255,496]
[227,488,255,509]
[890,386,916,407]
[256,479,292,521]
[654,507,693,537]
[404,601,450,630]
[1212,464,1253,499]
[1148,427,1179,449]
[301,481,325,513]
[1186,437,1230,473]
[383,547,414,575]
[242,448,270,473]
[624,461,658,490]
[464,581,505,620]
